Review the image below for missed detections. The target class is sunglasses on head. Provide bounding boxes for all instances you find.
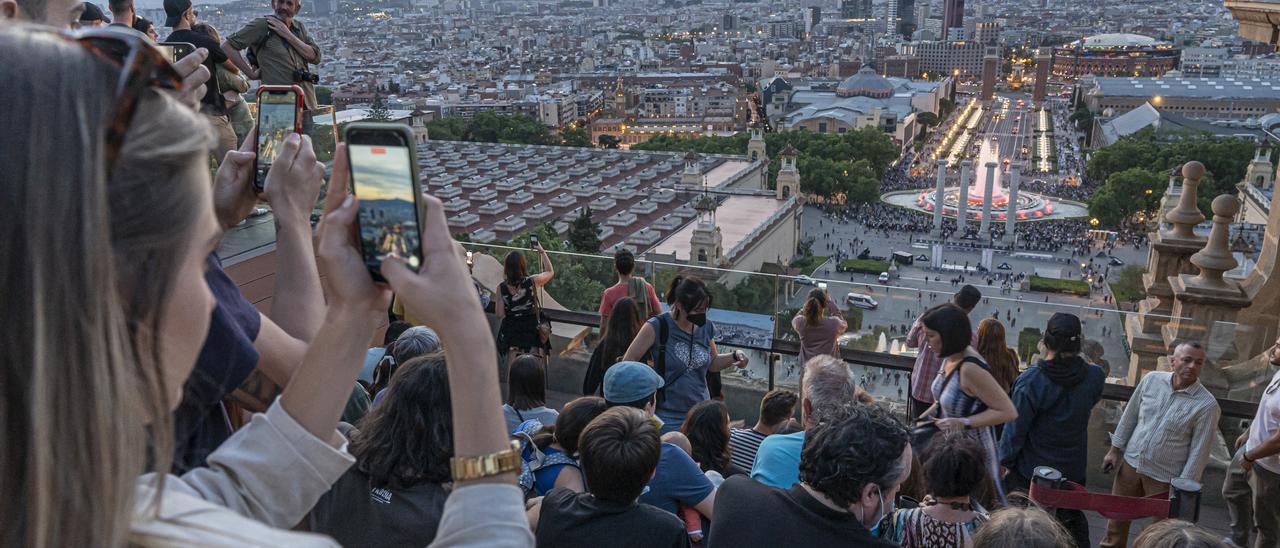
[50,28,184,168]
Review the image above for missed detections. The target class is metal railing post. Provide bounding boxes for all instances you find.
[1033,467,1064,513]
[1168,478,1202,523]
[772,273,781,392]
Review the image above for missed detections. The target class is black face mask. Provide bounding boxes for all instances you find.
[687,312,708,327]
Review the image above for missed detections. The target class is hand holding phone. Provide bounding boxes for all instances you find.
[344,123,424,282]
[157,41,195,63]
[256,85,305,192]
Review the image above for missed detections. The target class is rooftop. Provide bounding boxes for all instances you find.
[1067,33,1167,49]
[1092,75,1280,100]
[415,141,761,248]
[649,195,792,260]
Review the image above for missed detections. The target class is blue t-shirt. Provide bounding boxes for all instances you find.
[640,442,715,515]
[360,347,386,384]
[648,313,717,419]
[171,253,262,472]
[524,445,576,497]
[750,431,806,489]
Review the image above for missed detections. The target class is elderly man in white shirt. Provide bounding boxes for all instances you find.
[1099,341,1220,548]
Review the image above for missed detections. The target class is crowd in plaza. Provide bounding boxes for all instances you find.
[8,7,1280,547]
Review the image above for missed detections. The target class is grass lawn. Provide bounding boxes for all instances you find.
[1029,275,1090,296]
[839,259,891,275]
[791,255,830,275]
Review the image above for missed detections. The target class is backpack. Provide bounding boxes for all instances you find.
[511,418,578,498]
[651,314,671,405]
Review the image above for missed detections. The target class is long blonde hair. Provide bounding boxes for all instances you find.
[976,318,1019,393]
[1,26,213,546]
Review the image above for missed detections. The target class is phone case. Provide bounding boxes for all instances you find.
[256,85,306,130]
[253,85,305,190]
[341,122,424,279]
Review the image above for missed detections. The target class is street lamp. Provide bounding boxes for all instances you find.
[1090,217,1099,227]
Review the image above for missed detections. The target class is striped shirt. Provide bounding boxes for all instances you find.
[729,428,769,473]
[1113,371,1221,483]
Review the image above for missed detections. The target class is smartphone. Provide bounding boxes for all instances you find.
[255,85,305,192]
[343,123,424,282]
[157,41,195,63]
[530,235,539,246]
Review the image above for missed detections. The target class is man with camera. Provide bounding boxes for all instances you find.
[221,0,321,127]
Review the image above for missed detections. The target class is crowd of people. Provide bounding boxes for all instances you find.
[4,9,1279,547]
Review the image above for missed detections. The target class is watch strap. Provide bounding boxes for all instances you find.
[451,440,522,482]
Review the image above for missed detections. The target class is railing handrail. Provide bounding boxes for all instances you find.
[464,242,1223,323]
[537,307,1261,420]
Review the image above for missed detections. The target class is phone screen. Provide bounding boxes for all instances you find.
[255,91,299,190]
[349,142,422,275]
[157,44,176,62]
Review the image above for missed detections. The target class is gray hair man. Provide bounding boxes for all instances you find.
[749,356,871,489]
[1100,341,1220,548]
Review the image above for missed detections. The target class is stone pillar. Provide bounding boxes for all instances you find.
[1005,166,1020,243]
[1163,195,1252,395]
[980,161,996,236]
[1125,162,1207,383]
[958,160,972,233]
[934,160,947,234]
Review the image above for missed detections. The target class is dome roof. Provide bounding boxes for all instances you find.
[1070,33,1164,49]
[836,66,895,99]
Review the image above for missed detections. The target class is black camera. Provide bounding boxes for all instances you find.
[293,69,319,84]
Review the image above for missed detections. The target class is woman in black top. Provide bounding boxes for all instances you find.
[495,243,555,363]
[310,354,454,546]
[583,297,642,395]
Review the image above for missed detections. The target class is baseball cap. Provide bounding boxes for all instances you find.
[79,2,110,22]
[163,0,190,27]
[603,361,664,404]
[1046,313,1081,342]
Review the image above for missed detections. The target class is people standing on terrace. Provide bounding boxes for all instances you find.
[1100,341,1219,548]
[917,304,1017,505]
[2,26,530,545]
[584,297,642,395]
[907,285,982,418]
[999,313,1104,548]
[1224,334,1280,548]
[621,275,748,433]
[600,248,662,326]
[496,244,554,364]
[792,287,847,381]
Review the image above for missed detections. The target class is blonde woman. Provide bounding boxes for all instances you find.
[1,27,529,547]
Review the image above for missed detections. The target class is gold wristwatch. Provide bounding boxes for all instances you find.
[450,440,522,481]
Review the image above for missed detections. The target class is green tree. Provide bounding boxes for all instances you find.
[1088,167,1163,226]
[598,134,621,148]
[315,85,334,106]
[560,127,592,148]
[567,207,602,253]
[1110,265,1146,303]
[916,112,940,127]
[1086,128,1254,220]
[424,112,556,145]
[367,92,392,122]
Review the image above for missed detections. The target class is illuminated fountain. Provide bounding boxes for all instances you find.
[884,139,1088,224]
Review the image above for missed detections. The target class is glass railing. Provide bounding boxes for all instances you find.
[216,104,340,261]
[459,242,1273,416]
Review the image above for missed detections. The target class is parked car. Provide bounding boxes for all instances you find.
[1109,256,1125,266]
[846,292,879,310]
[877,272,890,284]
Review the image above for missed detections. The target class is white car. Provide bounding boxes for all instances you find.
[795,275,816,286]
[846,292,879,310]
[877,272,890,284]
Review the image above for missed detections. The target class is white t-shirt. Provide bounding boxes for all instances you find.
[503,405,560,435]
[1248,369,1280,474]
